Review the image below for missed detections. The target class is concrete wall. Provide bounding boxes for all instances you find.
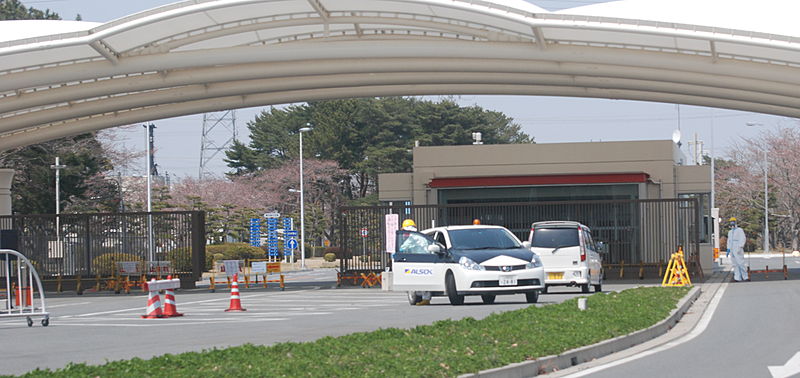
[377,173,413,202]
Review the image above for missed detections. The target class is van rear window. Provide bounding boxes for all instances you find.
[531,228,579,248]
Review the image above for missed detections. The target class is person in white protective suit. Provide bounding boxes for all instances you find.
[726,217,748,282]
[400,219,433,306]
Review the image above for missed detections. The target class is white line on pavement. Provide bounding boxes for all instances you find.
[566,282,729,377]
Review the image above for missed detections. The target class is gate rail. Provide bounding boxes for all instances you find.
[336,198,700,278]
[1,249,49,327]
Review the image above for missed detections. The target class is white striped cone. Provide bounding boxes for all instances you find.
[141,281,163,319]
[225,274,246,312]
[163,288,183,317]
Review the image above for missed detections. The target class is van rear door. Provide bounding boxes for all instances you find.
[529,227,581,271]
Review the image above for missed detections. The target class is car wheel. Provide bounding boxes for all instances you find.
[445,272,464,305]
[525,290,539,303]
[407,291,421,305]
[481,294,496,304]
[541,285,549,294]
[594,282,602,293]
[581,283,590,293]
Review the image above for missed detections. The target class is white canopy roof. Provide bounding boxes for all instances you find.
[0,0,798,149]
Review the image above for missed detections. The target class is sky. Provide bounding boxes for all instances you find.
[21,0,794,179]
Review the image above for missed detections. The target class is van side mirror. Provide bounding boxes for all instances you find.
[522,241,531,249]
[596,241,607,253]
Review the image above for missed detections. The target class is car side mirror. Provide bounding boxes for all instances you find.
[427,244,442,254]
[522,241,531,249]
[596,241,607,253]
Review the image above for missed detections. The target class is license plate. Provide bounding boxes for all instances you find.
[499,276,517,286]
[548,272,564,280]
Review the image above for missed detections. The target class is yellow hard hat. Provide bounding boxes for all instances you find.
[402,219,416,229]
[729,217,737,222]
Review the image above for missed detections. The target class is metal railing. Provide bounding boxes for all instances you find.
[336,198,699,275]
[0,211,206,288]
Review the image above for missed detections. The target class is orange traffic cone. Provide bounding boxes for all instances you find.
[141,279,163,319]
[225,274,247,312]
[163,275,183,317]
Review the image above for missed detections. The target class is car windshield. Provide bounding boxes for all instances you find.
[448,228,521,250]
[531,228,579,248]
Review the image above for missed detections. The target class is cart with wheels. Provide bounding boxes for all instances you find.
[1,249,49,327]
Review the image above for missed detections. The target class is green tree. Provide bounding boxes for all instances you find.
[226,97,533,201]
[0,0,59,20]
[0,135,115,214]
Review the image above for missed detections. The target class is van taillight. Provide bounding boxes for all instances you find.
[529,228,534,242]
[579,230,586,261]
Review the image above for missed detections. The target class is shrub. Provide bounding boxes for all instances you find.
[323,253,337,262]
[204,243,267,270]
[91,253,144,276]
[324,247,343,259]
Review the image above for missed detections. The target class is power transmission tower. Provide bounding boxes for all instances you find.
[199,110,237,179]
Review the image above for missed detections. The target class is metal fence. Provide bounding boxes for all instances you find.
[0,211,205,287]
[336,199,699,275]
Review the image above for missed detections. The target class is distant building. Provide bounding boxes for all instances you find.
[378,140,712,243]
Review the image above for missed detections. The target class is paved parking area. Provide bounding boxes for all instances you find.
[0,277,645,375]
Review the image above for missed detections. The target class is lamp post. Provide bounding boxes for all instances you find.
[50,157,66,245]
[298,124,312,269]
[746,122,769,253]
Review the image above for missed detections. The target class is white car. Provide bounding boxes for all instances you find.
[392,225,545,305]
[528,221,603,293]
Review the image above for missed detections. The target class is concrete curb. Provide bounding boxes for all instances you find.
[460,286,702,378]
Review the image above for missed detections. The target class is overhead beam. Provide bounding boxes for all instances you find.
[89,40,119,64]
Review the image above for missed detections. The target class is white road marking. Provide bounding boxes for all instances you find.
[769,351,800,378]
[54,318,290,327]
[565,282,729,377]
[46,302,91,308]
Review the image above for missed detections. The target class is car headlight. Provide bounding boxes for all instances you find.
[459,256,485,271]
[526,254,543,269]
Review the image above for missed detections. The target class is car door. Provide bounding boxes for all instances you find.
[584,229,602,282]
[392,230,448,292]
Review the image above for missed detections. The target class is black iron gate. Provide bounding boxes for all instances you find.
[0,211,205,288]
[336,199,699,277]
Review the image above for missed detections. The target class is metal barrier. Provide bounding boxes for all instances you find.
[1,249,49,327]
[336,199,700,279]
[0,211,205,289]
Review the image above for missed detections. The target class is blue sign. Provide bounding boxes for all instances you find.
[249,218,261,247]
[284,230,298,237]
[286,239,298,250]
[267,215,279,257]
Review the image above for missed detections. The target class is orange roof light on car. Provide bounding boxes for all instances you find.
[473,219,481,225]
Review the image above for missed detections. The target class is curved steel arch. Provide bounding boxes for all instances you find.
[1,0,799,150]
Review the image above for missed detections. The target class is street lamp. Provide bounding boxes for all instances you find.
[746,122,769,253]
[50,157,66,246]
[298,124,312,269]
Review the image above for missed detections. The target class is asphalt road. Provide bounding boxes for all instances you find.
[0,269,642,376]
[573,255,800,378]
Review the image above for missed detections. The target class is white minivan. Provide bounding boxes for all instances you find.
[528,221,603,293]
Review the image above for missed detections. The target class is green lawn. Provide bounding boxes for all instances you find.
[22,286,689,377]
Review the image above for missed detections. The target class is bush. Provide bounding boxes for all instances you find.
[91,253,144,276]
[324,247,343,259]
[323,253,337,262]
[204,243,267,270]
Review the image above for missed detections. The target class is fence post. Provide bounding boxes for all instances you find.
[188,211,205,289]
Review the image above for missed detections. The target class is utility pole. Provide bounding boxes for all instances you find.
[50,157,66,246]
[144,124,155,262]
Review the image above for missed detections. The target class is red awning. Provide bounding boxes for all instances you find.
[428,173,650,188]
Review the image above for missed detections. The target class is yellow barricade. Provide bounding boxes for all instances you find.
[662,247,692,287]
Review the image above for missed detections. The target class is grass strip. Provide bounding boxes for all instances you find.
[21,286,689,377]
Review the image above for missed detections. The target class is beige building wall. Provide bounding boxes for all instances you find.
[379,140,710,204]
